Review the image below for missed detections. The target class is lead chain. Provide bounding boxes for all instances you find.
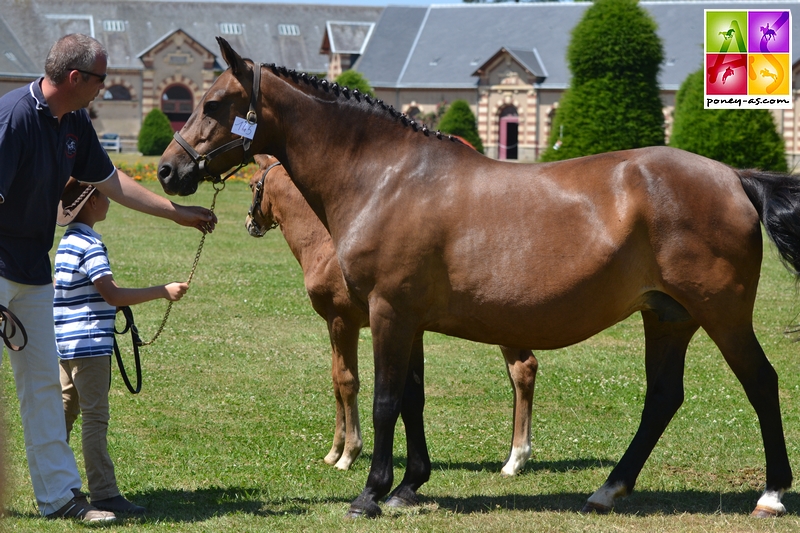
[139,180,226,346]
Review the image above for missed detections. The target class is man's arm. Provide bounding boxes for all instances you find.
[93,169,217,233]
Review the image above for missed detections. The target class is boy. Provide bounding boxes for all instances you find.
[53,178,189,515]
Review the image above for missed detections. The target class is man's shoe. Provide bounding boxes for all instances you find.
[46,489,116,523]
[92,494,146,515]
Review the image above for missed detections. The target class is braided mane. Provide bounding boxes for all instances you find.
[263,63,464,144]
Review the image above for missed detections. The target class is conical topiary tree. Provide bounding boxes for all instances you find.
[334,70,375,97]
[540,0,665,162]
[437,100,484,153]
[138,108,174,156]
[669,69,788,172]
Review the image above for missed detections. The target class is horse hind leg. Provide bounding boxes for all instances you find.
[500,346,537,477]
[323,315,362,470]
[704,323,791,517]
[584,304,699,513]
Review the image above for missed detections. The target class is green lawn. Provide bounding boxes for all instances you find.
[2,179,800,532]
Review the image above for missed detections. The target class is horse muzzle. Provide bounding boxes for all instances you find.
[157,160,201,196]
[245,216,267,237]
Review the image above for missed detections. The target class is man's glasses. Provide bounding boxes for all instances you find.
[74,69,107,84]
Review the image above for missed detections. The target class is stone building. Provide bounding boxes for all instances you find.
[0,0,381,149]
[355,2,799,164]
[0,0,797,165]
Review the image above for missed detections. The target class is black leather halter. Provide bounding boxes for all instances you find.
[173,63,263,183]
[248,160,283,232]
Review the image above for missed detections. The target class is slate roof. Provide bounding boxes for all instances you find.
[0,14,38,77]
[0,0,383,75]
[355,1,799,91]
[321,21,375,54]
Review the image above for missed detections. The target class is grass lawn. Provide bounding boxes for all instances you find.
[2,178,800,532]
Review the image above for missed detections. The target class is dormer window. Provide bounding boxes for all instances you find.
[278,24,300,36]
[103,20,125,32]
[220,23,243,35]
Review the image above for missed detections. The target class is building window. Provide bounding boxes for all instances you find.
[103,85,132,101]
[220,23,243,35]
[161,84,194,130]
[278,24,300,36]
[168,54,189,65]
[103,20,125,32]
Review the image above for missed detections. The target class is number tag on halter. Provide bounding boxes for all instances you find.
[231,116,257,140]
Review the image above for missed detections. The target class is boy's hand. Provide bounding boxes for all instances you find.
[165,282,189,301]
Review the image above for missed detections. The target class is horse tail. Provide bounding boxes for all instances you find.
[737,168,800,278]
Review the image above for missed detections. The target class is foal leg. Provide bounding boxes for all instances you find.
[324,315,362,470]
[584,310,698,513]
[386,333,431,507]
[346,306,417,518]
[500,347,537,477]
[705,325,792,517]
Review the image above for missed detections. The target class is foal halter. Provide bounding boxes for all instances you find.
[173,62,263,183]
[248,160,283,233]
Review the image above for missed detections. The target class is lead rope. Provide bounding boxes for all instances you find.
[139,179,227,346]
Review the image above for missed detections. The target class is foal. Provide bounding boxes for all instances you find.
[245,154,538,474]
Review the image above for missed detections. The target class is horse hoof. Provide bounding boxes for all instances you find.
[385,494,418,508]
[581,501,612,514]
[751,505,785,518]
[344,502,382,519]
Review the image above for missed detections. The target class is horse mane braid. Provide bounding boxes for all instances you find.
[264,63,459,141]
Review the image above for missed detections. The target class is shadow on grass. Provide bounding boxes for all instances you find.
[114,486,353,522]
[4,488,797,522]
[106,481,798,522]
[427,456,614,474]
[429,489,800,516]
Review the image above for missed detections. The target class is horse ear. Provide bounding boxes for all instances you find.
[216,36,248,76]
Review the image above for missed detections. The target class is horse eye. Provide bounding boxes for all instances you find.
[203,101,220,114]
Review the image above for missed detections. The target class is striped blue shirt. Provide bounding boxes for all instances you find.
[54,223,115,359]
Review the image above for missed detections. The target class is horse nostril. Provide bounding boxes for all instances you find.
[158,164,172,181]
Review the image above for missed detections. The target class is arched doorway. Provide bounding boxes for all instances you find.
[498,105,519,160]
[161,85,193,131]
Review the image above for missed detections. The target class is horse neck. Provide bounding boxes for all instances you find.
[260,72,406,239]
[267,168,334,270]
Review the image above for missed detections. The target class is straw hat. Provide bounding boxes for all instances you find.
[57,178,96,226]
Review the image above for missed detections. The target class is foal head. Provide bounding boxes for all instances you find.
[245,155,281,237]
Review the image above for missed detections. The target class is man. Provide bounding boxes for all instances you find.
[0,33,216,522]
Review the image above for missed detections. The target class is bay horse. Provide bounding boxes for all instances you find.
[158,37,800,518]
[245,154,538,474]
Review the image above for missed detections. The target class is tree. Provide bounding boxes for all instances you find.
[669,69,787,172]
[137,108,174,156]
[334,70,375,97]
[540,0,665,162]
[437,100,484,153]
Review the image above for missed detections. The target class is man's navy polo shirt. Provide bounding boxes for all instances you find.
[0,78,115,285]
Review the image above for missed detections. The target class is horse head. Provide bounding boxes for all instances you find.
[245,154,281,237]
[159,37,263,196]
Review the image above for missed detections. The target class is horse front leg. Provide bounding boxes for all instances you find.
[386,332,431,507]
[584,310,698,513]
[323,315,362,470]
[500,347,537,477]
[346,306,417,519]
